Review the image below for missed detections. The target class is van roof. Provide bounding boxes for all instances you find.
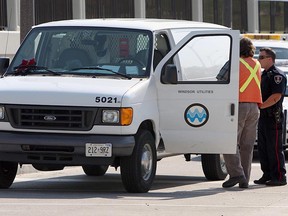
[34,18,228,31]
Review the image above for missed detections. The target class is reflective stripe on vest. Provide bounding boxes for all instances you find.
[239,58,261,93]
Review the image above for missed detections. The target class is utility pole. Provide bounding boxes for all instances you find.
[223,0,232,28]
[20,0,34,42]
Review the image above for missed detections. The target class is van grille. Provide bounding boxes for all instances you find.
[6,105,97,131]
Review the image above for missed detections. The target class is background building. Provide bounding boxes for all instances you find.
[1,0,288,58]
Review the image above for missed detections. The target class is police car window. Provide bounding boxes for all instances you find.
[176,35,231,83]
[255,47,288,59]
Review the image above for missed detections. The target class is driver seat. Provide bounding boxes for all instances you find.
[57,48,91,69]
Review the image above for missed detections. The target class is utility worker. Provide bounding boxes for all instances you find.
[254,47,287,186]
[222,37,262,188]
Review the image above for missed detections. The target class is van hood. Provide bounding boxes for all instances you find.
[0,76,142,106]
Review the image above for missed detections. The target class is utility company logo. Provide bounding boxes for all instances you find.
[184,103,209,127]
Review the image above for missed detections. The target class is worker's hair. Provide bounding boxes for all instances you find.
[240,37,255,57]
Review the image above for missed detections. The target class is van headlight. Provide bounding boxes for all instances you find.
[0,107,4,119]
[102,110,119,123]
[102,108,133,125]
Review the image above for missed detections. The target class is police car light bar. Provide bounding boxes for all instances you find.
[242,33,288,41]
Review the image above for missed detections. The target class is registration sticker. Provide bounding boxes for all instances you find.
[85,143,112,157]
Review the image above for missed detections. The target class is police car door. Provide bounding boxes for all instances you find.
[155,29,239,154]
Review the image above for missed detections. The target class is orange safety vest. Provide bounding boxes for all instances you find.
[239,57,262,103]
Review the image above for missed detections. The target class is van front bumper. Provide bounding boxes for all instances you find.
[0,131,135,165]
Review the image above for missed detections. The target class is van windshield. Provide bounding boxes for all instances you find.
[7,27,152,78]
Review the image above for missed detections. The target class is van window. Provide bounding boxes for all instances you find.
[153,33,171,69]
[7,27,153,78]
[175,34,231,83]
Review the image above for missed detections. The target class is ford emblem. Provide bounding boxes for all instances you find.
[44,115,57,121]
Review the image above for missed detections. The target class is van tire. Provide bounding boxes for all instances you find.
[82,165,109,176]
[201,154,227,180]
[0,161,18,189]
[120,130,156,193]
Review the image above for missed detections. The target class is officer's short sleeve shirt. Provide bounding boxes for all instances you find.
[261,65,287,102]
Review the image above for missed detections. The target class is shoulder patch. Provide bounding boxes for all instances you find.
[274,75,283,84]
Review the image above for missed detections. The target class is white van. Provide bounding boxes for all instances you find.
[0,19,240,193]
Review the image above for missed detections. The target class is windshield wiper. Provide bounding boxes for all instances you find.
[71,66,132,79]
[13,65,61,76]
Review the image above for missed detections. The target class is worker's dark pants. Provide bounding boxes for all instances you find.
[257,115,286,181]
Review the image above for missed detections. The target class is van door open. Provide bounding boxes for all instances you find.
[155,29,240,154]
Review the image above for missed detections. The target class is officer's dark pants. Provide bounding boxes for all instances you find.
[257,115,286,181]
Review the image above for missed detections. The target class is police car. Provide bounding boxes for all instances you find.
[253,40,288,67]
[280,67,288,151]
[253,66,288,152]
[243,33,288,66]
[253,67,288,153]
[244,34,288,152]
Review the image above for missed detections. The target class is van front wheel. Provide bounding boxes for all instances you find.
[120,130,156,193]
[0,161,18,189]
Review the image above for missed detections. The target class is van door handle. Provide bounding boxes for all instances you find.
[230,103,235,116]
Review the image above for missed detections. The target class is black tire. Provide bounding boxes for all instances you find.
[0,161,18,189]
[82,165,109,176]
[120,130,157,193]
[201,154,227,180]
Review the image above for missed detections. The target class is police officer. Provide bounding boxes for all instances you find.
[222,37,262,188]
[254,47,287,186]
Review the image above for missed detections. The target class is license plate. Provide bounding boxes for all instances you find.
[85,143,112,157]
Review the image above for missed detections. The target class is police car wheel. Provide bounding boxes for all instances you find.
[120,130,156,193]
[201,154,227,180]
[0,161,18,189]
[82,165,109,176]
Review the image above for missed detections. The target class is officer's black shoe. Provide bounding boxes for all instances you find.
[222,175,247,188]
[254,176,270,185]
[265,180,287,186]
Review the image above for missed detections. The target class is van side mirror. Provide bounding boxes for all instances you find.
[161,64,177,84]
[0,57,9,75]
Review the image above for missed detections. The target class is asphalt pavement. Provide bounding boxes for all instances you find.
[5,155,288,216]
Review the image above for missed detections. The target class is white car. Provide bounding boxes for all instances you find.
[252,39,288,150]
[254,67,288,153]
[250,38,288,151]
[253,40,288,66]
[280,68,288,150]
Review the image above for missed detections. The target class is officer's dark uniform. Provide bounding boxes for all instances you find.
[258,65,287,183]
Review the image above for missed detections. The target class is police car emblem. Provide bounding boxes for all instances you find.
[184,103,209,127]
[274,75,283,84]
